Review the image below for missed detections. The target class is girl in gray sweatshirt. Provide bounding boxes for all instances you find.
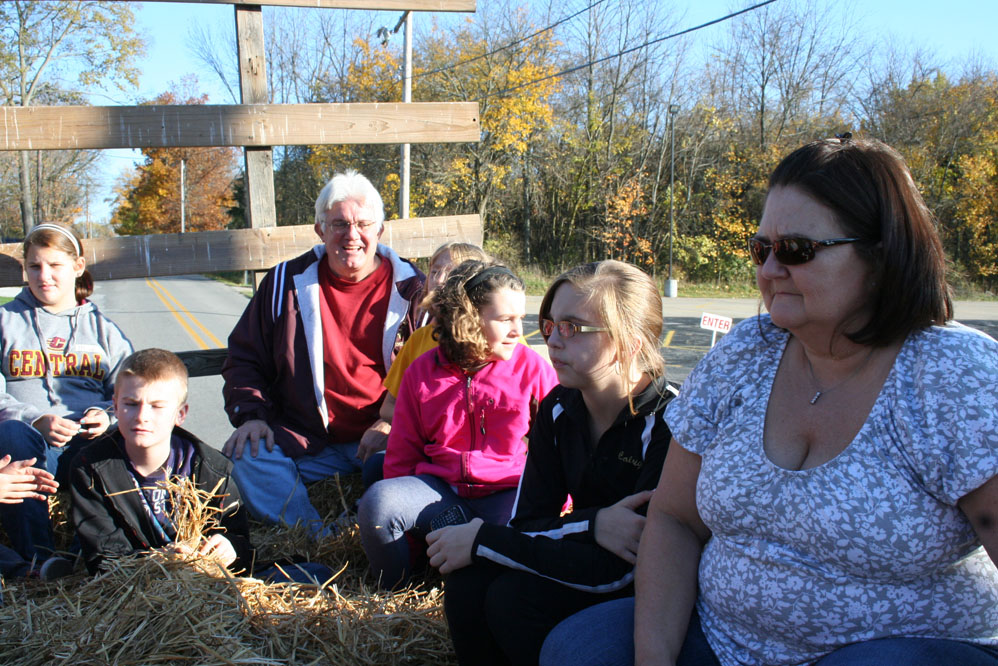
[0,224,132,569]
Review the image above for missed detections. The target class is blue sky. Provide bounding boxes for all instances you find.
[86,0,998,226]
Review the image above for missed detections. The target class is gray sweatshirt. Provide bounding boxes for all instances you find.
[0,287,133,425]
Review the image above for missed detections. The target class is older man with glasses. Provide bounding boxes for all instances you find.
[221,170,424,538]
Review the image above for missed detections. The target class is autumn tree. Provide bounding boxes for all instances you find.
[111,89,240,236]
[0,0,144,234]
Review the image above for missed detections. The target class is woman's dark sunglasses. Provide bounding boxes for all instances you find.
[747,236,860,266]
[540,319,609,339]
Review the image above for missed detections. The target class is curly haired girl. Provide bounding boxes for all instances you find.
[358,260,557,589]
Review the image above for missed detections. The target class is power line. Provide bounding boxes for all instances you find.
[475,0,779,102]
[415,0,609,81]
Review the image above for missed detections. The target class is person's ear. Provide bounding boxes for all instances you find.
[73,255,85,277]
[175,402,189,427]
[314,220,325,239]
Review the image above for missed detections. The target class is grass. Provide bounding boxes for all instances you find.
[204,267,998,301]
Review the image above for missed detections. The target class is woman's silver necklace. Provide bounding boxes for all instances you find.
[801,345,875,405]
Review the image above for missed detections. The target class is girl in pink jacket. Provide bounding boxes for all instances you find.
[358,260,557,589]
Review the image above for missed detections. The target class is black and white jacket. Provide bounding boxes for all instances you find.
[471,375,678,592]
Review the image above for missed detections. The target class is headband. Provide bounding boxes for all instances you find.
[28,224,83,256]
[464,266,516,294]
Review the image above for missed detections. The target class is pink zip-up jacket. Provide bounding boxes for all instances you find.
[384,344,557,498]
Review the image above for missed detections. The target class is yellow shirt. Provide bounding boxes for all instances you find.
[384,325,439,397]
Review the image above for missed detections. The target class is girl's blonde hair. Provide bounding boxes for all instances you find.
[429,242,488,269]
[539,260,664,410]
[22,223,93,302]
[418,243,489,312]
[431,259,523,370]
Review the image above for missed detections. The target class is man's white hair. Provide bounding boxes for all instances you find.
[314,170,386,233]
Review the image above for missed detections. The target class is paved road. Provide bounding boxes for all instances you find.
[78,277,998,450]
[91,276,248,449]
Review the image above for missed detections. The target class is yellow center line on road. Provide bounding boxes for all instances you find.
[524,329,542,339]
[145,278,224,350]
[661,330,675,347]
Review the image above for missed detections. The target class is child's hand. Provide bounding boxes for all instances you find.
[594,490,653,564]
[426,517,483,574]
[198,534,237,567]
[78,409,110,439]
[357,418,390,462]
[0,455,58,503]
[162,542,194,556]
[31,414,79,447]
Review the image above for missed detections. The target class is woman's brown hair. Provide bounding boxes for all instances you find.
[768,136,952,346]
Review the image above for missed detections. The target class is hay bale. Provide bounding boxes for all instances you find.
[0,474,457,665]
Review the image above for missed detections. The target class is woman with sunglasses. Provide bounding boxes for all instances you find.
[542,137,998,666]
[426,260,678,665]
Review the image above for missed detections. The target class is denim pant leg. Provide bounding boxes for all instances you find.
[0,421,59,561]
[0,544,29,579]
[540,597,635,666]
[231,442,359,535]
[358,474,467,589]
[361,451,385,489]
[815,638,998,666]
[465,489,517,526]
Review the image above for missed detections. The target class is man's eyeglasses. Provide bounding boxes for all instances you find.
[747,236,860,266]
[541,319,609,339]
[328,219,378,233]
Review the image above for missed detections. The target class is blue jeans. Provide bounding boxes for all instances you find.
[256,561,334,585]
[540,596,998,666]
[229,440,361,537]
[0,420,83,562]
[358,474,515,589]
[815,638,998,665]
[540,598,719,666]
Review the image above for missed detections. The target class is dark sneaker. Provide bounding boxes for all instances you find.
[39,556,75,581]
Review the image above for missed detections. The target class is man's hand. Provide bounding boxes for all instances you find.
[594,490,654,564]
[31,414,79,447]
[198,534,237,567]
[426,518,484,574]
[222,419,274,459]
[78,409,111,439]
[357,419,391,462]
[0,455,58,503]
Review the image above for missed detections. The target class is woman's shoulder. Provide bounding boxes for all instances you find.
[902,322,998,373]
[686,314,784,379]
[890,323,998,424]
[537,383,581,419]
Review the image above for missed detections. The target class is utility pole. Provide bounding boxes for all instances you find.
[400,11,412,219]
[180,158,186,234]
[666,104,679,298]
[85,183,91,239]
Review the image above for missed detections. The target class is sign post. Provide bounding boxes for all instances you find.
[700,312,733,347]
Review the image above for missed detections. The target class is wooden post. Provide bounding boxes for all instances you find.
[235,5,277,233]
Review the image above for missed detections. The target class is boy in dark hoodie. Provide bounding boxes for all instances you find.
[69,348,253,575]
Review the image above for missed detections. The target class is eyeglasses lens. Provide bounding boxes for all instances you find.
[748,238,814,266]
[541,319,577,338]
